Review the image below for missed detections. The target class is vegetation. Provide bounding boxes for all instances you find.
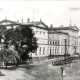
[0,25,38,67]
[0,48,19,68]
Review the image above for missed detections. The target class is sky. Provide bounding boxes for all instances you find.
[0,0,80,28]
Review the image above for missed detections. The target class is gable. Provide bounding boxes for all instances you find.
[36,23,46,28]
[0,19,20,25]
[33,20,48,29]
[71,26,79,31]
[0,22,12,25]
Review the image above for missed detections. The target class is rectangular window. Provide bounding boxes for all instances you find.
[39,47,41,55]
[48,41,49,44]
[53,48,54,54]
[55,42,57,45]
[50,41,52,44]
[43,32,45,35]
[35,50,37,55]
[53,41,54,45]
[43,47,45,55]
[61,48,63,54]
[58,41,59,45]
[55,49,56,54]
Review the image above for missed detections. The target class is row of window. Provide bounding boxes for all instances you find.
[71,40,79,45]
[50,48,59,55]
[70,32,78,36]
[50,48,67,55]
[35,47,46,55]
[48,41,59,45]
[33,31,46,35]
[34,47,80,56]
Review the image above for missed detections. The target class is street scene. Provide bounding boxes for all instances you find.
[0,0,80,80]
[0,58,80,80]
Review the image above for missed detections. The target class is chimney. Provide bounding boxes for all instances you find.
[50,24,53,28]
[22,19,23,23]
[17,20,19,22]
[74,24,76,26]
[60,25,63,27]
[40,19,42,22]
[27,18,30,23]
[69,24,72,27]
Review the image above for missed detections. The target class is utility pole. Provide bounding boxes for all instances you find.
[69,8,72,26]
[60,39,67,80]
[33,0,35,22]
[74,46,77,54]
[69,7,79,26]
[64,39,67,66]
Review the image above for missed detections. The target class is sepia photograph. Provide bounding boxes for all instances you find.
[0,0,80,80]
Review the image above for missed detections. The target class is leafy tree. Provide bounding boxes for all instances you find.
[3,25,38,62]
[0,48,20,68]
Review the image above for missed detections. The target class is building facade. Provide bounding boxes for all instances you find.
[0,19,49,61]
[28,21,49,61]
[48,31,69,56]
[48,25,80,56]
[0,19,80,61]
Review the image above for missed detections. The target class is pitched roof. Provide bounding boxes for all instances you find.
[28,20,48,29]
[48,25,79,31]
[0,19,20,25]
[0,19,48,30]
[49,31,69,35]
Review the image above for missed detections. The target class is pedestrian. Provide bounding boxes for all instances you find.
[60,66,66,76]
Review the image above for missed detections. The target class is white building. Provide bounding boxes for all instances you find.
[0,19,80,61]
[48,25,80,56]
[0,19,49,61]
[48,31,69,56]
[28,20,49,61]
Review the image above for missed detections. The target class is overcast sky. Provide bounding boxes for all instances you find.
[0,0,80,28]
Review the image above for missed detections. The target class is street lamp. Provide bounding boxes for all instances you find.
[60,39,67,80]
[73,46,77,55]
[64,39,67,66]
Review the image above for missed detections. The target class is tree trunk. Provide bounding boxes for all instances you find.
[16,60,19,67]
[5,62,8,69]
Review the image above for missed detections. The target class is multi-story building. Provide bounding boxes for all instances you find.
[0,19,49,61]
[48,30,69,56]
[48,25,80,56]
[28,20,49,61]
[0,19,80,62]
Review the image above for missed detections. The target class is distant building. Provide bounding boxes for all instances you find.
[48,25,80,55]
[48,31,69,56]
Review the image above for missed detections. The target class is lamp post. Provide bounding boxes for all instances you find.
[73,46,77,54]
[60,39,67,80]
[64,39,67,66]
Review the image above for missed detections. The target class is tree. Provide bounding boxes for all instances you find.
[0,48,20,68]
[3,25,38,62]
